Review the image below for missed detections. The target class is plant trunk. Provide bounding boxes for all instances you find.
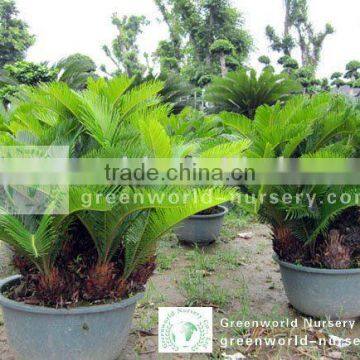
[284,0,291,37]
[296,27,309,67]
[283,0,292,56]
[220,52,227,77]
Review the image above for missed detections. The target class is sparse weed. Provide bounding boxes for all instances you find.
[179,269,229,307]
[186,248,218,272]
[157,251,177,271]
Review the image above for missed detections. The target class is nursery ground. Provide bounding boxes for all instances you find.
[1,208,360,360]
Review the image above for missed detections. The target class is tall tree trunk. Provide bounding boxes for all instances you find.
[284,0,291,36]
[155,0,182,61]
[208,4,215,64]
[283,0,292,55]
[205,54,211,67]
[296,26,309,67]
[220,52,227,77]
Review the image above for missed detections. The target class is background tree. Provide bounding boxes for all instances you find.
[344,60,360,88]
[154,0,183,73]
[210,39,234,77]
[261,54,330,94]
[155,40,181,74]
[0,60,56,104]
[154,0,252,85]
[330,61,360,90]
[330,71,345,88]
[0,0,35,67]
[258,55,274,72]
[0,53,98,105]
[4,60,57,85]
[102,14,149,78]
[266,0,334,70]
[55,53,97,90]
[278,55,299,74]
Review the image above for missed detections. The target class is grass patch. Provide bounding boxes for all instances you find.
[185,248,218,273]
[231,280,251,335]
[179,269,229,307]
[216,249,247,269]
[185,247,247,273]
[157,251,177,271]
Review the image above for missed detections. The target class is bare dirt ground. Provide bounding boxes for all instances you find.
[1,208,360,359]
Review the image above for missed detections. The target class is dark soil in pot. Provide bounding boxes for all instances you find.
[7,222,156,309]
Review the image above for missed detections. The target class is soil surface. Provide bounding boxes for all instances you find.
[1,209,360,359]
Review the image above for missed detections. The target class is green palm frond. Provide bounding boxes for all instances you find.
[122,186,237,278]
[305,186,360,245]
[206,69,301,118]
[92,76,134,106]
[118,80,163,118]
[0,212,56,262]
[219,92,360,246]
[219,112,253,137]
[138,116,172,157]
[199,139,251,158]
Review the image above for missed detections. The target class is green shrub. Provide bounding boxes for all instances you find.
[220,93,360,267]
[0,76,240,306]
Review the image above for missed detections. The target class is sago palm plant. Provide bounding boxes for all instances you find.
[220,93,360,268]
[0,76,244,306]
[206,69,301,118]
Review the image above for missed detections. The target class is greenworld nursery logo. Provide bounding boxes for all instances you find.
[158,307,213,353]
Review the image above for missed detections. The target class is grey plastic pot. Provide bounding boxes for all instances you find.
[0,275,144,360]
[174,205,228,245]
[275,255,360,319]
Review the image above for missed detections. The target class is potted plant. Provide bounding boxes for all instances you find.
[0,77,236,359]
[160,108,250,245]
[173,204,228,245]
[220,93,360,318]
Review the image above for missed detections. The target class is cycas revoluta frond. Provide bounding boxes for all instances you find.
[0,212,56,268]
[122,186,237,278]
[206,69,301,118]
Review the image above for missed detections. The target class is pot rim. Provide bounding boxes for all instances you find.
[188,205,228,219]
[273,254,360,275]
[0,275,144,315]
